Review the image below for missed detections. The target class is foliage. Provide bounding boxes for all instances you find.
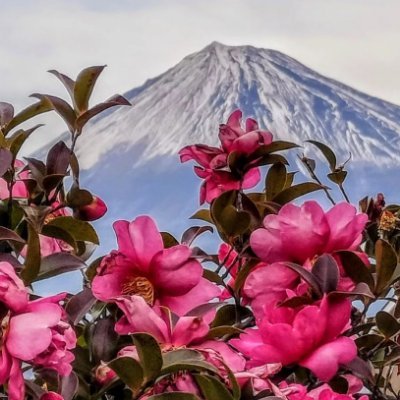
[0,67,398,400]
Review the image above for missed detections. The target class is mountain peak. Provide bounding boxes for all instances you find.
[74,43,400,170]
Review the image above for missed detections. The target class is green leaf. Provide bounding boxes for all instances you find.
[75,95,131,131]
[161,232,179,248]
[233,260,259,292]
[162,349,203,366]
[336,251,374,289]
[30,93,76,133]
[41,224,77,251]
[205,325,243,339]
[375,239,398,294]
[306,140,337,171]
[211,304,253,328]
[376,311,400,338]
[181,226,213,246]
[66,186,93,208]
[0,226,25,244]
[108,356,144,392]
[74,66,106,113]
[272,182,324,205]
[37,252,85,280]
[161,359,218,376]
[4,99,52,135]
[48,69,75,102]
[265,162,287,200]
[195,374,234,400]
[132,333,163,382]
[21,223,41,284]
[328,170,347,185]
[203,269,224,285]
[46,216,99,244]
[7,125,43,157]
[190,209,213,224]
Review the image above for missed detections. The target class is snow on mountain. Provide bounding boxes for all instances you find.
[75,41,400,170]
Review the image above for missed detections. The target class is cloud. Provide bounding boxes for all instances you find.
[1,0,399,152]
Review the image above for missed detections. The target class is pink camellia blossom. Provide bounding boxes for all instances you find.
[179,110,272,204]
[40,393,64,400]
[0,293,76,400]
[92,216,220,315]
[95,361,117,385]
[250,201,368,292]
[231,296,357,381]
[251,201,367,265]
[0,261,29,312]
[219,109,273,155]
[76,195,107,221]
[114,295,245,398]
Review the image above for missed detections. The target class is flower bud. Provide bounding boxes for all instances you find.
[77,195,107,221]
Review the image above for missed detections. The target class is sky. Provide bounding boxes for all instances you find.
[1,0,400,150]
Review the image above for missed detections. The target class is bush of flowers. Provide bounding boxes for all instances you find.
[0,66,398,400]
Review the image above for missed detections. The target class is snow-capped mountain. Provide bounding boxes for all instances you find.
[76,41,400,170]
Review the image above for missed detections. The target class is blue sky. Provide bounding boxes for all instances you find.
[1,0,400,150]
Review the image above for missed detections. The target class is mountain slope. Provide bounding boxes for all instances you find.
[76,41,400,171]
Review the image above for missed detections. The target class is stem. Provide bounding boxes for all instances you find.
[339,183,350,203]
[298,155,336,206]
[215,246,234,274]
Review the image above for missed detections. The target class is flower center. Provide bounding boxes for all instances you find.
[121,276,154,305]
[379,210,397,232]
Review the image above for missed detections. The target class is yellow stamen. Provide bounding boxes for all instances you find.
[379,210,397,232]
[121,276,155,305]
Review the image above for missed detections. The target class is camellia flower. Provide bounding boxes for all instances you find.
[250,201,367,264]
[40,393,64,400]
[179,109,272,204]
[231,296,357,381]
[92,216,220,315]
[114,295,245,398]
[76,194,108,221]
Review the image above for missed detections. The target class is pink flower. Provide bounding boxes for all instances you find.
[179,110,271,204]
[219,109,273,154]
[231,296,357,381]
[243,262,305,320]
[76,195,107,221]
[40,393,64,400]
[0,262,28,312]
[92,216,220,315]
[114,295,245,398]
[95,361,117,385]
[251,201,367,265]
[0,294,75,399]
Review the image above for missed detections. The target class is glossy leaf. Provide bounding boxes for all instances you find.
[46,140,70,175]
[0,148,12,177]
[0,102,14,126]
[311,254,339,293]
[60,372,79,400]
[37,252,85,280]
[190,209,213,224]
[30,93,76,133]
[272,182,324,205]
[91,317,119,362]
[265,162,287,200]
[181,226,213,246]
[108,356,144,392]
[46,216,99,244]
[66,287,96,325]
[0,226,25,244]
[75,94,131,131]
[206,325,243,339]
[375,239,398,294]
[67,187,93,208]
[21,223,40,284]
[328,170,347,185]
[195,374,234,400]
[336,251,374,289]
[74,65,106,113]
[41,224,77,251]
[307,140,337,171]
[284,262,322,297]
[376,311,400,338]
[132,333,163,382]
[3,99,52,135]
[7,125,43,157]
[161,232,179,248]
[48,69,75,101]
